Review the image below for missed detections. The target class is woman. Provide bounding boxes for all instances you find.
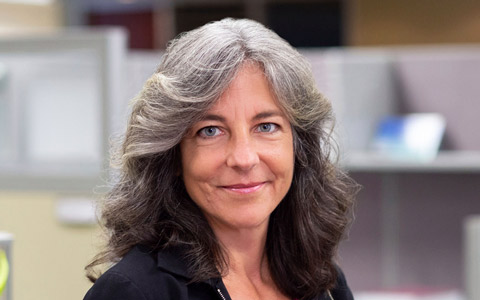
[84,18,358,300]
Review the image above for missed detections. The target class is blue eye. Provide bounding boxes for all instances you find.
[198,126,220,137]
[257,123,277,133]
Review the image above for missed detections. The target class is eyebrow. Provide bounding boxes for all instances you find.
[252,110,284,121]
[201,114,226,122]
[200,110,284,123]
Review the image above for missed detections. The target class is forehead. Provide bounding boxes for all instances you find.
[206,64,286,117]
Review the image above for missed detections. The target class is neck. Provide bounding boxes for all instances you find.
[212,221,270,280]
[211,221,289,300]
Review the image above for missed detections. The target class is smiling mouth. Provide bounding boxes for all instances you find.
[221,182,266,194]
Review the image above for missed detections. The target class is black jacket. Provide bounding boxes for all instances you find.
[84,245,354,300]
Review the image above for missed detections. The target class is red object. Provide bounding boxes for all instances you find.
[89,10,154,49]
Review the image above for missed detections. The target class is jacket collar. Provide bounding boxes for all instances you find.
[156,246,192,279]
[154,245,330,300]
[155,245,224,292]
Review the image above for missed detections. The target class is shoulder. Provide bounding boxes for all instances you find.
[103,245,159,280]
[83,268,148,300]
[83,246,190,300]
[329,267,354,300]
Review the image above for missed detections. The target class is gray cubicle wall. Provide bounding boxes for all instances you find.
[394,46,480,151]
[0,28,128,192]
[465,216,480,300]
[301,48,398,157]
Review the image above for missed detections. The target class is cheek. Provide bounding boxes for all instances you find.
[180,143,221,195]
[263,138,295,184]
[181,156,206,206]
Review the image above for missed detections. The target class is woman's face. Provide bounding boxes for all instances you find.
[180,64,294,232]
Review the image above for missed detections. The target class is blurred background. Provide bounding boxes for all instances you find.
[0,0,480,299]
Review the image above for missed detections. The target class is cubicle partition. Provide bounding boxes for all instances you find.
[465,216,480,300]
[0,28,128,192]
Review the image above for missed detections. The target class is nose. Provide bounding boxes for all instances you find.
[226,134,260,171]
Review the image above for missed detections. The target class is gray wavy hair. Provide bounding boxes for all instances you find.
[87,18,357,300]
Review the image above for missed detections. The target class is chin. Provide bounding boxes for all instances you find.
[225,212,271,230]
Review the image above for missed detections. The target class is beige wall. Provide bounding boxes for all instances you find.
[0,192,101,300]
[347,0,480,45]
[0,2,63,35]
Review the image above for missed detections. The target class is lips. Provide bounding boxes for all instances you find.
[221,182,266,194]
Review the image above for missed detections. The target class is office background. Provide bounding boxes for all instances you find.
[1,0,480,299]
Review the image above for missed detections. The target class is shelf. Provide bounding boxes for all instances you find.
[342,151,480,173]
